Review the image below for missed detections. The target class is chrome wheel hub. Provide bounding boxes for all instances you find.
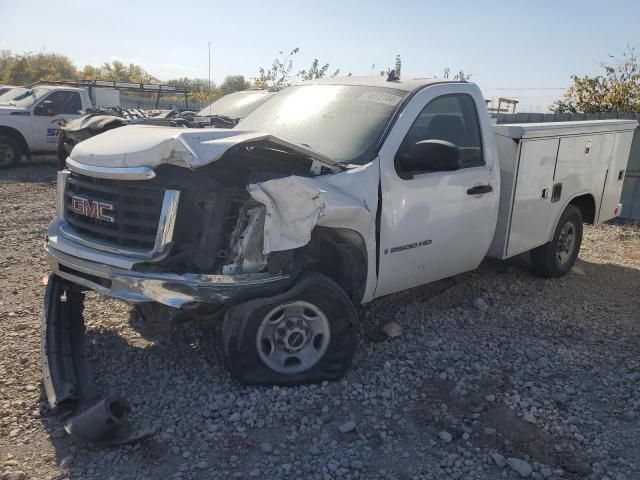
[256,301,330,374]
[557,222,576,264]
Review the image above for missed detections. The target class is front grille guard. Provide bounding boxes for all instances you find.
[57,170,180,261]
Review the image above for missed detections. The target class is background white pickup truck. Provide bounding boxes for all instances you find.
[0,86,92,168]
[42,76,637,412]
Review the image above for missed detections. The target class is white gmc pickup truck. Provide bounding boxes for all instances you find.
[0,86,92,168]
[43,76,636,419]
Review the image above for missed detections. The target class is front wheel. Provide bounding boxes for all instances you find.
[0,135,21,169]
[222,272,359,385]
[530,204,583,278]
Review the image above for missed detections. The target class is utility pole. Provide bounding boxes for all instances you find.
[208,41,212,114]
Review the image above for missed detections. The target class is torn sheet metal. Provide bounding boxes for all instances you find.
[69,124,340,170]
[63,114,128,133]
[247,173,372,253]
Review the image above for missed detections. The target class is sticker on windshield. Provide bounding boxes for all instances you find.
[357,91,402,106]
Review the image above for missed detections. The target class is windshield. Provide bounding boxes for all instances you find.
[197,90,275,119]
[8,88,51,108]
[0,87,28,105]
[237,84,406,163]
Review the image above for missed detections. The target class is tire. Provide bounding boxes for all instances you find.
[223,271,359,385]
[530,205,583,278]
[0,135,21,169]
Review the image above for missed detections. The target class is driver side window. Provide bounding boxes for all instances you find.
[35,91,82,116]
[398,93,484,169]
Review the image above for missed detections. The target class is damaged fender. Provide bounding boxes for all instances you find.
[246,162,381,303]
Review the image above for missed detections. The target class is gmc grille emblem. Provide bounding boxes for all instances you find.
[71,196,115,223]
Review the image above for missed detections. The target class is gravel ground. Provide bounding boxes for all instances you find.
[1,163,639,480]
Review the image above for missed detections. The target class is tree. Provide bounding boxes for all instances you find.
[83,60,158,83]
[220,75,250,95]
[552,45,640,113]
[0,51,77,85]
[165,77,223,104]
[254,48,299,89]
[299,59,339,80]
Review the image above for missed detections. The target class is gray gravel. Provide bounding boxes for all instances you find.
[0,164,639,479]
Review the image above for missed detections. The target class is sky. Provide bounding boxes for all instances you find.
[0,0,638,112]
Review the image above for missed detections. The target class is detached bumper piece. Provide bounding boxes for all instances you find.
[43,275,155,445]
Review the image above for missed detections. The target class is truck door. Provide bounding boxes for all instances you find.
[375,84,499,298]
[31,91,83,151]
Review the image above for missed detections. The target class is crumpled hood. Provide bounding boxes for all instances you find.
[63,114,128,132]
[69,124,338,169]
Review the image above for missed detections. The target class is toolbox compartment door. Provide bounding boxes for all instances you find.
[598,130,635,222]
[506,138,559,257]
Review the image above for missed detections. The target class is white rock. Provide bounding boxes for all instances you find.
[507,457,533,477]
[522,412,537,424]
[536,357,551,368]
[438,431,453,443]
[491,452,506,467]
[338,420,356,433]
[382,321,402,338]
[571,266,586,276]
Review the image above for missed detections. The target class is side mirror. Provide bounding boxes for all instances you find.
[34,100,56,116]
[396,139,461,179]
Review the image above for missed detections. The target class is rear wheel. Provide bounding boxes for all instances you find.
[223,272,359,385]
[530,205,583,277]
[0,135,21,169]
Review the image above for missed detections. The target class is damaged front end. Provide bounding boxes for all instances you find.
[44,125,373,443]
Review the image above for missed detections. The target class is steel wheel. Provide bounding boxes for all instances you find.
[0,143,15,166]
[256,300,331,374]
[557,222,576,264]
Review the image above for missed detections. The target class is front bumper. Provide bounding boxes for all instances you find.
[46,219,291,309]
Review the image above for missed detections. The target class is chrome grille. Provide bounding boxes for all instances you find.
[63,173,164,251]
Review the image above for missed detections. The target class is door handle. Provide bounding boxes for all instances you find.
[467,184,493,195]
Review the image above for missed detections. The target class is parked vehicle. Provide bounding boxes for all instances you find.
[42,76,636,419]
[0,86,91,168]
[0,87,28,105]
[0,85,22,96]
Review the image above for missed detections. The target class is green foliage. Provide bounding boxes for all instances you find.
[552,46,640,113]
[0,50,77,85]
[165,77,223,104]
[220,75,251,95]
[443,67,472,81]
[254,48,300,89]
[89,60,158,83]
[299,59,331,80]
[255,48,339,88]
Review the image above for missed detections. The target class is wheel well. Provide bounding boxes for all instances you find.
[308,227,368,304]
[569,194,596,224]
[0,126,29,158]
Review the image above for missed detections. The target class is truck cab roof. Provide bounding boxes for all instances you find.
[298,75,451,93]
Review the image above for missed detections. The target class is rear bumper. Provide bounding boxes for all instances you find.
[45,219,291,309]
